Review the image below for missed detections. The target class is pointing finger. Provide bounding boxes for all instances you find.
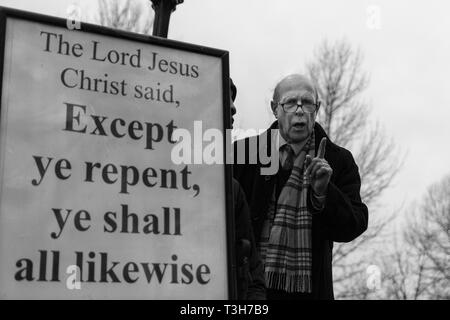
[305,158,321,176]
[310,160,326,178]
[318,137,327,159]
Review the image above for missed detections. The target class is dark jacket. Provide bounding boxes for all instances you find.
[233,178,266,300]
[233,121,369,299]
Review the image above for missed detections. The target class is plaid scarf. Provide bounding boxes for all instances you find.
[259,131,315,293]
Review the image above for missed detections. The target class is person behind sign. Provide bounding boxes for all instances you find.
[229,78,266,300]
[233,74,368,299]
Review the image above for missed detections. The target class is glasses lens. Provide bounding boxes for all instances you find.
[281,97,317,113]
[300,96,316,112]
[283,101,297,112]
[301,102,315,113]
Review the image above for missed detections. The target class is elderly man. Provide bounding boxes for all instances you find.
[233,74,368,300]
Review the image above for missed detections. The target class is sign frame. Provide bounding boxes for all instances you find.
[0,6,236,299]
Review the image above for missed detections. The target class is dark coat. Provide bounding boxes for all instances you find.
[233,121,369,299]
[233,178,266,300]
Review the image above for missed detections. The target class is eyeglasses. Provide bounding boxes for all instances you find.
[278,97,320,113]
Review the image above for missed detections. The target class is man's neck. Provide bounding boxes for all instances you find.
[278,131,308,155]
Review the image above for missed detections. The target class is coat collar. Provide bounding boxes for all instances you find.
[263,121,339,154]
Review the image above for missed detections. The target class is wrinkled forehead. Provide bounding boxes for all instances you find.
[275,76,317,101]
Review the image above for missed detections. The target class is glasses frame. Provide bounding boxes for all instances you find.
[278,99,321,114]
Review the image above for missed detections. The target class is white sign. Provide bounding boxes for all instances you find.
[0,11,232,299]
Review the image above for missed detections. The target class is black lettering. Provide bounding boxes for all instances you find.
[91,115,108,136]
[63,102,87,133]
[55,159,71,180]
[75,251,84,282]
[51,251,60,282]
[191,65,199,78]
[15,258,34,281]
[61,68,78,88]
[170,254,178,284]
[148,52,157,70]
[120,166,139,194]
[169,61,178,74]
[87,251,96,282]
[31,156,53,186]
[159,59,168,72]
[111,118,126,138]
[180,165,192,191]
[160,169,177,189]
[145,122,163,150]
[181,264,193,284]
[197,264,211,284]
[40,31,57,52]
[123,262,139,283]
[103,211,117,233]
[50,208,72,239]
[134,85,143,98]
[142,168,157,187]
[143,214,159,234]
[72,43,83,57]
[166,120,178,144]
[109,80,119,95]
[120,204,139,234]
[57,34,71,55]
[91,41,106,62]
[128,120,143,140]
[179,63,189,77]
[100,252,120,283]
[102,164,118,184]
[38,250,47,281]
[74,210,91,232]
[141,263,167,283]
[85,162,101,182]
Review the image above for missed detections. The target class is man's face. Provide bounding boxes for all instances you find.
[271,76,318,143]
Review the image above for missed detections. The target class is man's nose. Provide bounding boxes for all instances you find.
[294,105,305,115]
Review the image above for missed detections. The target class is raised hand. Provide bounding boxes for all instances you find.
[305,137,333,196]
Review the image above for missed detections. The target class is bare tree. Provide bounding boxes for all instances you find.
[404,176,450,298]
[306,39,402,299]
[331,216,394,299]
[378,175,450,299]
[90,0,154,34]
[378,237,428,300]
[307,39,401,207]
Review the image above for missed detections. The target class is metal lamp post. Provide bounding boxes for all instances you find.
[150,0,184,38]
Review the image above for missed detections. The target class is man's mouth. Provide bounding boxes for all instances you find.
[292,122,306,130]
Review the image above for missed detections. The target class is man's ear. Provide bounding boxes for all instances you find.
[270,101,278,116]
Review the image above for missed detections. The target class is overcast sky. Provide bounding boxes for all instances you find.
[1,0,449,224]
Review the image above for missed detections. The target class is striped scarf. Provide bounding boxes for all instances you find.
[259,131,315,293]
